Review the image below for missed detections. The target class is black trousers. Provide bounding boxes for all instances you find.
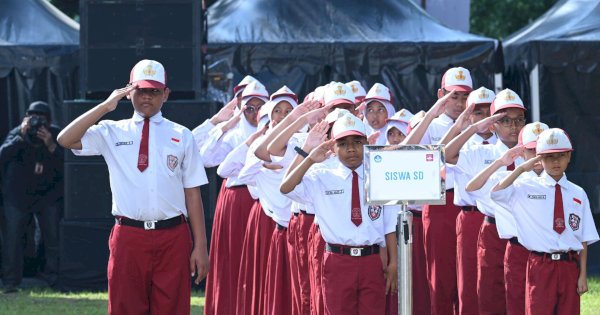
[1,199,62,287]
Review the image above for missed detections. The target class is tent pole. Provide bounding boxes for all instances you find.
[529,65,540,122]
[494,73,503,93]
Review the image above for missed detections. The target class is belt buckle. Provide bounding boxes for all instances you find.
[144,220,157,230]
[350,248,362,257]
[551,253,561,261]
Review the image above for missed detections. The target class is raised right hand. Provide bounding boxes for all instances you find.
[429,89,456,117]
[211,98,238,124]
[499,145,525,166]
[304,120,329,152]
[103,85,138,112]
[308,139,335,163]
[518,155,542,172]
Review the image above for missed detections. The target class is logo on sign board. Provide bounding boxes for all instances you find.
[374,155,382,163]
[426,154,434,162]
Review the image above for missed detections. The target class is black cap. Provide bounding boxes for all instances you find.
[26,101,51,116]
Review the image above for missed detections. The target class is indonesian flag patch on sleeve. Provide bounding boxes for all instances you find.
[573,197,581,205]
[171,137,180,143]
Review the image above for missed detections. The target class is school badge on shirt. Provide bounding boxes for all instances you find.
[569,213,580,231]
[167,155,179,171]
[368,205,382,220]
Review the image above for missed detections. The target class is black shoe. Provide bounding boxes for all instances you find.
[2,285,19,294]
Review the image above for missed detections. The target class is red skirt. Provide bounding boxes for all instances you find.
[204,182,254,315]
[263,226,292,315]
[297,212,314,315]
[287,214,301,315]
[236,201,275,315]
[308,224,326,315]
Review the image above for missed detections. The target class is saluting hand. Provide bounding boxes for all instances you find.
[429,89,456,117]
[367,131,380,145]
[518,155,542,172]
[474,111,507,134]
[307,139,335,163]
[499,145,525,166]
[211,98,237,125]
[303,103,333,125]
[304,120,329,152]
[102,85,138,112]
[245,124,268,146]
[190,247,209,285]
[454,100,476,130]
[221,109,242,133]
[291,100,321,120]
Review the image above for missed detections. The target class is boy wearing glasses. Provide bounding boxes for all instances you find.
[444,88,527,314]
[57,59,209,314]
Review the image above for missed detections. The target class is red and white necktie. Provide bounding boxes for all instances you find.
[137,118,149,172]
[351,171,362,227]
[507,162,515,171]
[553,184,565,234]
[482,140,489,145]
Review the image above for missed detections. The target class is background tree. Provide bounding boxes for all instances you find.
[470,0,558,39]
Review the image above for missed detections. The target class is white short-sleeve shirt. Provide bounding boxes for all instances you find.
[285,161,398,246]
[73,111,208,221]
[491,172,599,252]
[453,140,524,215]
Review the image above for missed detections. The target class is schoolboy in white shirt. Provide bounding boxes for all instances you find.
[281,113,398,315]
[491,128,599,315]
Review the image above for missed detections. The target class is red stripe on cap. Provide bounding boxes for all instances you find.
[573,198,581,204]
[171,138,180,143]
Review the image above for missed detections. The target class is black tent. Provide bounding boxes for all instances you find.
[503,0,600,214]
[0,0,79,137]
[207,0,501,112]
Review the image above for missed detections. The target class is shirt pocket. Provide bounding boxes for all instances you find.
[162,148,182,177]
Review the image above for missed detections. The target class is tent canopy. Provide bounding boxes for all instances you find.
[0,0,79,136]
[209,0,491,43]
[503,0,600,214]
[0,0,78,46]
[207,0,500,112]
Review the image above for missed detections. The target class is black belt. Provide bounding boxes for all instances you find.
[276,223,287,230]
[409,210,422,218]
[325,243,380,257]
[531,251,578,261]
[484,216,496,224]
[461,206,478,212]
[115,215,186,230]
[509,237,524,247]
[300,210,315,216]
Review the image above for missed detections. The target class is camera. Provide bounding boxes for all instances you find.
[26,115,49,144]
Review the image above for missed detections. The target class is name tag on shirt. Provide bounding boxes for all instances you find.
[325,189,344,195]
[115,141,133,146]
[527,194,546,200]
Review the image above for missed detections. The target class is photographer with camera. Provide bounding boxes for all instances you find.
[0,101,63,293]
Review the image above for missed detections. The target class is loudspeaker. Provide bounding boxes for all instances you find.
[80,0,202,98]
[57,218,113,291]
[64,163,113,219]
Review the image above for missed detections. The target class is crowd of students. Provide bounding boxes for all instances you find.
[196,67,599,315]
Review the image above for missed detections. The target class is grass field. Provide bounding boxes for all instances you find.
[0,278,598,314]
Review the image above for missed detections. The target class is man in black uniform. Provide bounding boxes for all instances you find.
[0,101,63,293]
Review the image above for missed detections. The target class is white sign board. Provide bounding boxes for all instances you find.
[364,145,445,205]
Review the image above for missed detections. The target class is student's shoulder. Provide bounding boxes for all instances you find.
[162,118,192,135]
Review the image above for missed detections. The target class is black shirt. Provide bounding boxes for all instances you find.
[0,125,64,208]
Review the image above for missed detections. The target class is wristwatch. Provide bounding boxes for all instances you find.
[294,146,309,158]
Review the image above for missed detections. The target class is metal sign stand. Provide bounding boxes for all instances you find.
[397,202,413,315]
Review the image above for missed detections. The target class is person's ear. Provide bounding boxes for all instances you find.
[437,88,444,99]
[163,88,170,102]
